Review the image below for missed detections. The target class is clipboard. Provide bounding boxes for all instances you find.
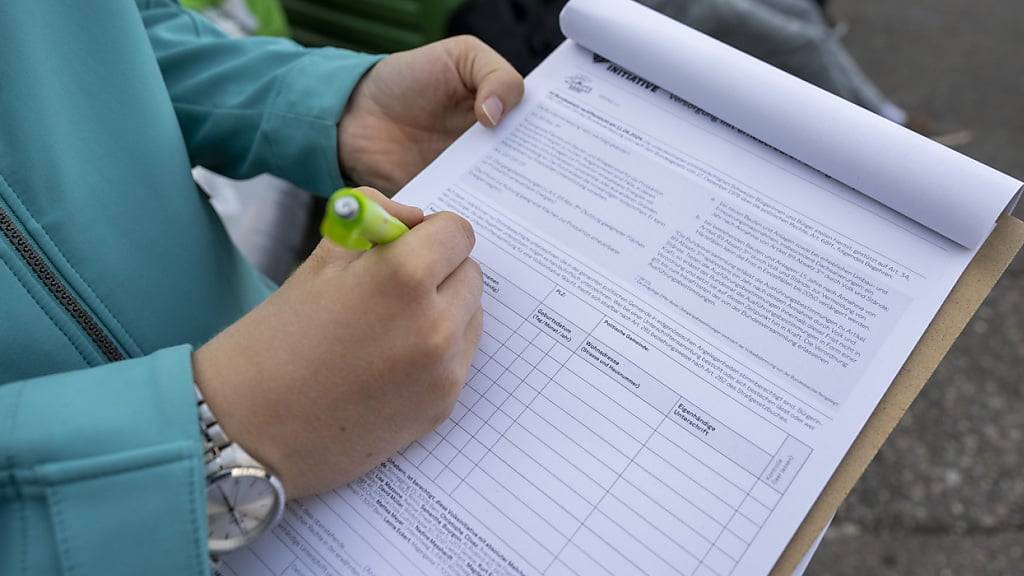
[772,214,1024,575]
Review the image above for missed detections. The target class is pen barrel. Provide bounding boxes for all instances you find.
[358,198,409,245]
[321,188,409,250]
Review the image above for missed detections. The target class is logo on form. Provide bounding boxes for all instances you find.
[565,74,593,94]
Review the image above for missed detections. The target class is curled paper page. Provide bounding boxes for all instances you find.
[560,0,1022,248]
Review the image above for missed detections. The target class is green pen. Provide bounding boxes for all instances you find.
[320,187,410,250]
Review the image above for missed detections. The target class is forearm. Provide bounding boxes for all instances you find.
[138,0,382,195]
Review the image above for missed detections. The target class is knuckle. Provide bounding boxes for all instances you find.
[467,259,483,287]
[439,368,466,402]
[423,323,456,358]
[429,395,458,430]
[451,34,484,52]
[420,368,464,432]
[460,262,484,301]
[420,337,444,362]
[467,256,482,276]
[442,211,476,250]
[470,305,484,335]
[511,75,526,98]
[390,260,428,289]
[444,374,465,402]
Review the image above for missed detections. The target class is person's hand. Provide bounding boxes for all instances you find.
[192,188,483,497]
[339,36,525,195]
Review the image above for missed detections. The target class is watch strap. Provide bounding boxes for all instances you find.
[194,384,264,477]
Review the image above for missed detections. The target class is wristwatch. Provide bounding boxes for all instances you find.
[195,385,286,556]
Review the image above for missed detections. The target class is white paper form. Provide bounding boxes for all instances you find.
[225,7,1016,576]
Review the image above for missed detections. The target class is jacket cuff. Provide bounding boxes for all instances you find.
[1,345,209,575]
[266,48,385,196]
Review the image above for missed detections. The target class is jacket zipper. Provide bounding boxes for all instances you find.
[0,206,124,362]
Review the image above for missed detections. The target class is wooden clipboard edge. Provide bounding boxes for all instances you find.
[770,214,1024,575]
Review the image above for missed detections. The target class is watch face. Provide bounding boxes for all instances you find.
[207,467,285,555]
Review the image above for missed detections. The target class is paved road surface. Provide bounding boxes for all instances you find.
[806,1,1024,574]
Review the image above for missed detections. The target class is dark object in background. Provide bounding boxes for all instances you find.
[280,0,566,74]
[450,0,831,75]
[282,0,465,52]
[449,0,567,74]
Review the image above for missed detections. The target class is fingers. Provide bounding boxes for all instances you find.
[376,211,476,286]
[353,186,423,228]
[438,257,484,328]
[446,36,525,128]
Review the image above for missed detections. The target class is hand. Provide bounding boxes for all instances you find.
[193,188,483,497]
[339,36,525,195]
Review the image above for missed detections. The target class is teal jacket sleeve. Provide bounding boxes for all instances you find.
[0,346,210,576]
[138,0,385,195]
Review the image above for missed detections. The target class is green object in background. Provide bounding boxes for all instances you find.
[282,0,470,53]
[321,188,409,250]
[181,0,291,37]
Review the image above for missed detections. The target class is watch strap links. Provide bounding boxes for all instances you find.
[194,385,264,475]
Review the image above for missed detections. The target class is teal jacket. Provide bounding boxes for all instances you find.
[0,1,381,574]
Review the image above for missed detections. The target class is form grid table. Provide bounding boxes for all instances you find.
[398,262,804,576]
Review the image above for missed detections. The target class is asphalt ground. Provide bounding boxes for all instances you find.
[805,1,1024,574]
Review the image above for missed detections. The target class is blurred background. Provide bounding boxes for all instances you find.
[198,0,1024,572]
[798,2,1024,575]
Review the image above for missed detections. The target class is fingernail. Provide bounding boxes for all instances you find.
[481,96,504,126]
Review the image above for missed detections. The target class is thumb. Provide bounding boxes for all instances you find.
[446,36,525,128]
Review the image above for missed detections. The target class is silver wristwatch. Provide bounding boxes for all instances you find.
[195,385,285,556]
